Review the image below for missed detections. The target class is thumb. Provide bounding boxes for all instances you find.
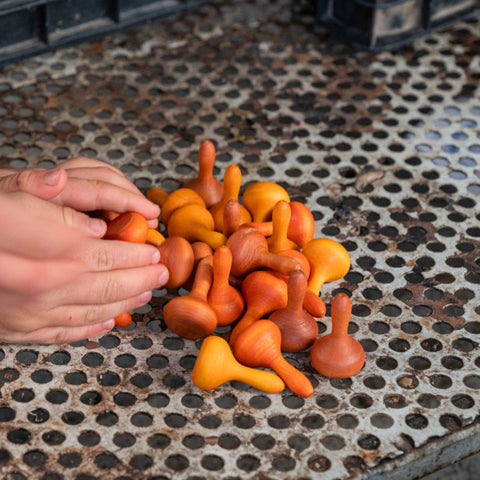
[0,168,68,199]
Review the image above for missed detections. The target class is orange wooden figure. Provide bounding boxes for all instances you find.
[229,270,287,348]
[114,312,132,328]
[207,246,245,326]
[267,200,298,253]
[160,187,206,227]
[233,320,314,398]
[242,181,290,222]
[184,140,223,207]
[222,199,243,237]
[146,187,169,207]
[104,212,149,243]
[287,201,315,248]
[192,336,285,393]
[163,256,217,340]
[209,164,251,232]
[301,238,351,296]
[167,203,227,250]
[310,293,365,378]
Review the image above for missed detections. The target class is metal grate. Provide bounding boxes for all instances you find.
[0,0,479,478]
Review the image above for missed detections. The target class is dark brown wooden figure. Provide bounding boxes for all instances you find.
[268,269,318,352]
[226,227,299,278]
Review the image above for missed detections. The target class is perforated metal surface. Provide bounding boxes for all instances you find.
[0,0,479,479]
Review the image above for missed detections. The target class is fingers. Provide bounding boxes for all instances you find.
[0,194,106,260]
[53,263,169,307]
[54,176,160,220]
[75,239,161,272]
[6,318,116,344]
[0,252,84,294]
[60,157,124,176]
[60,290,154,327]
[64,164,139,193]
[61,162,148,200]
[3,284,155,337]
[0,168,68,199]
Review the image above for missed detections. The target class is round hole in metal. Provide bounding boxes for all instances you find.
[215,394,237,409]
[27,408,49,423]
[358,434,380,450]
[131,412,153,428]
[12,388,35,403]
[301,414,325,429]
[218,433,241,450]
[183,434,205,450]
[81,352,104,367]
[113,432,136,448]
[65,371,87,385]
[199,415,221,429]
[249,395,271,409]
[130,454,153,471]
[234,413,256,429]
[147,433,171,449]
[7,428,31,444]
[113,392,136,407]
[236,454,260,472]
[61,411,84,425]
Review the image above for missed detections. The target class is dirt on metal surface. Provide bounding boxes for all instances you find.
[0,0,479,479]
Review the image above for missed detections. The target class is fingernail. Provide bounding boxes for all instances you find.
[152,249,160,264]
[102,319,115,331]
[89,218,106,235]
[44,169,61,186]
[158,268,169,287]
[140,290,152,302]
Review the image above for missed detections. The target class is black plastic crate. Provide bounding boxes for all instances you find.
[311,0,480,50]
[0,0,206,67]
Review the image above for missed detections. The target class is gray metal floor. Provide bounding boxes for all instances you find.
[422,452,480,480]
[0,0,479,479]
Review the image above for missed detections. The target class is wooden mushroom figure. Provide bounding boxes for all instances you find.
[233,320,314,398]
[184,140,223,207]
[242,181,290,222]
[229,270,287,347]
[267,200,298,253]
[207,246,245,327]
[192,336,285,393]
[104,212,149,243]
[167,203,227,250]
[146,187,169,207]
[241,200,315,248]
[288,201,315,248]
[222,199,243,237]
[159,187,206,227]
[301,238,351,296]
[310,293,365,378]
[268,269,318,352]
[269,248,326,319]
[209,164,251,232]
[163,256,217,340]
[226,227,299,278]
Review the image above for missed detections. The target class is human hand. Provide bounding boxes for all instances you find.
[0,192,168,344]
[0,157,160,228]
